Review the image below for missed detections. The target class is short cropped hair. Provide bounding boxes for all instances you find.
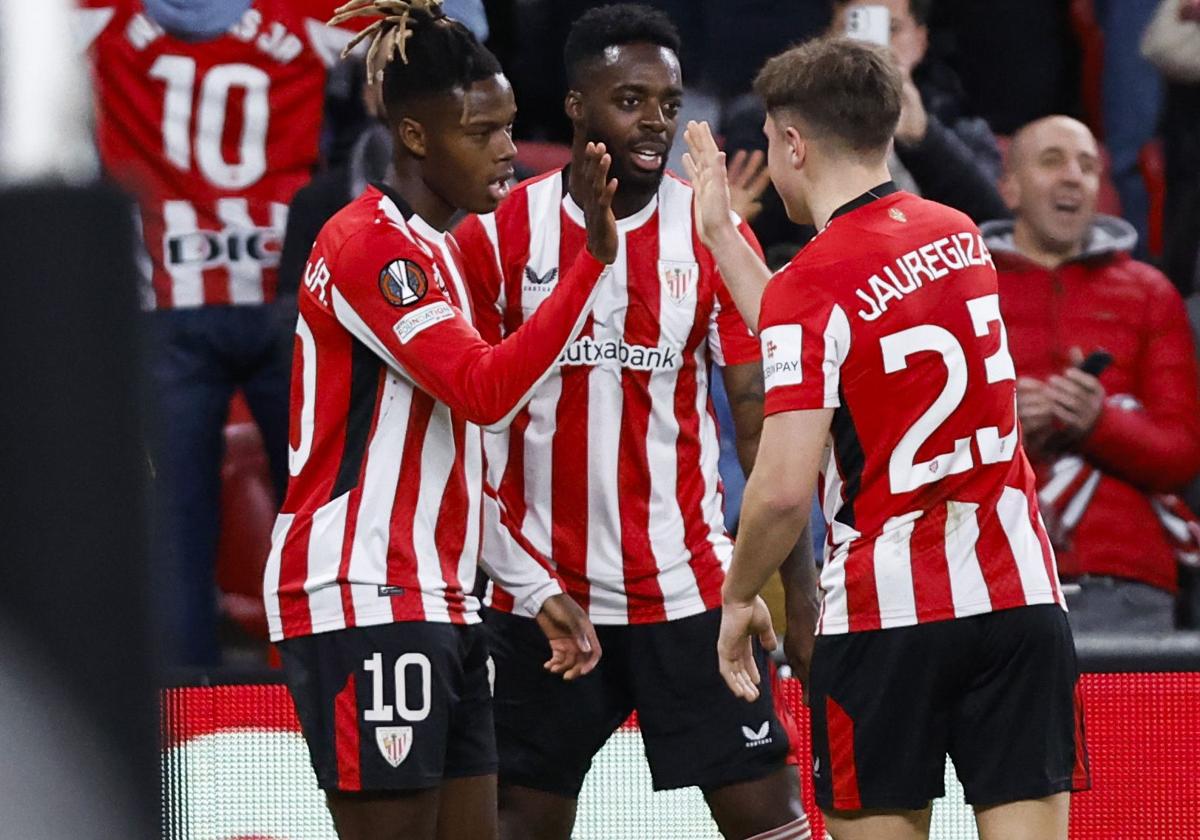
[753,38,902,155]
[563,4,681,89]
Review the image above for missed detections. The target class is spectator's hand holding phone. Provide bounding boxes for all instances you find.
[1046,348,1109,442]
[844,3,928,145]
[1016,377,1057,458]
[843,5,890,46]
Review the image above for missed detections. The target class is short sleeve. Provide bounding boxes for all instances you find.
[310,208,606,431]
[758,267,852,416]
[707,219,763,367]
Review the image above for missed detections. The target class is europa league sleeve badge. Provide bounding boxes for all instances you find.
[380,258,430,307]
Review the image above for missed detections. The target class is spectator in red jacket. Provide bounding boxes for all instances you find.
[983,115,1200,633]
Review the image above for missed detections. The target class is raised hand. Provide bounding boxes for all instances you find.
[717,595,778,703]
[579,141,619,265]
[682,120,739,250]
[726,149,773,224]
[535,592,602,680]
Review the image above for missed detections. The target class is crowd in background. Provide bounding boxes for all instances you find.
[80,0,1200,665]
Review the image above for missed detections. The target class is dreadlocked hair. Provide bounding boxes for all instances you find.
[563,4,681,89]
[329,0,501,110]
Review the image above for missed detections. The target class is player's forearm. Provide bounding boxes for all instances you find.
[455,250,607,429]
[723,470,811,605]
[707,225,772,333]
[722,362,766,475]
[779,524,820,624]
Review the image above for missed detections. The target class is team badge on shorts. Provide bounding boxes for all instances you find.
[658,260,698,304]
[375,726,414,768]
[380,259,428,306]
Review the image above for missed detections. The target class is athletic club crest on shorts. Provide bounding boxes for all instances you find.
[375,726,413,768]
[658,260,698,304]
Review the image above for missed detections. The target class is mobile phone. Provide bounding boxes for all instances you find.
[845,5,891,47]
[1079,350,1113,377]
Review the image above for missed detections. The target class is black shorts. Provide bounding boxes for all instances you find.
[277,621,496,792]
[808,604,1090,811]
[484,607,789,797]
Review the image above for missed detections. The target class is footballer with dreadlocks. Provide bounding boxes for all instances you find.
[263,3,620,838]
[454,6,816,839]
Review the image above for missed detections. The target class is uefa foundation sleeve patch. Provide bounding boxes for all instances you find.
[760,324,804,391]
[394,302,455,344]
[380,259,429,307]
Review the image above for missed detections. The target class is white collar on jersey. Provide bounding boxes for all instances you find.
[561,175,660,233]
[376,190,448,249]
[407,213,448,246]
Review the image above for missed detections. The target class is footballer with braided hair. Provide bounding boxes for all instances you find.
[265,3,620,838]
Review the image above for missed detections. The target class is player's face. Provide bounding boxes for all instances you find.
[423,74,518,215]
[1004,119,1101,255]
[572,43,683,191]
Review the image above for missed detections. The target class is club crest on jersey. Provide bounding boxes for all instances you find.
[889,207,908,223]
[380,259,428,307]
[375,726,413,768]
[658,260,698,304]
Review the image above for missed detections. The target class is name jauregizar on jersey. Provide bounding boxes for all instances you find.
[855,232,995,322]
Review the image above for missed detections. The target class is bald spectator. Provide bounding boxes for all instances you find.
[983,116,1200,633]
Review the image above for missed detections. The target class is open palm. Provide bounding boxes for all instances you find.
[682,120,736,250]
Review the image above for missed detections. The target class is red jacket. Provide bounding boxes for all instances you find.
[984,217,1200,592]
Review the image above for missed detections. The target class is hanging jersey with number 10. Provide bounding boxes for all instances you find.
[76,0,357,309]
[759,189,1065,635]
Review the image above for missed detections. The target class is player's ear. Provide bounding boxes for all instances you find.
[784,126,806,171]
[396,116,428,159]
[564,90,584,125]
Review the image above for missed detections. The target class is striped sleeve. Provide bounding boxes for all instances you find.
[329,225,606,431]
[759,266,852,416]
[478,479,562,617]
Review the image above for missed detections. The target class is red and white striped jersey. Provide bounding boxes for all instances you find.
[455,170,762,624]
[759,186,1064,635]
[264,185,606,641]
[75,0,357,310]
